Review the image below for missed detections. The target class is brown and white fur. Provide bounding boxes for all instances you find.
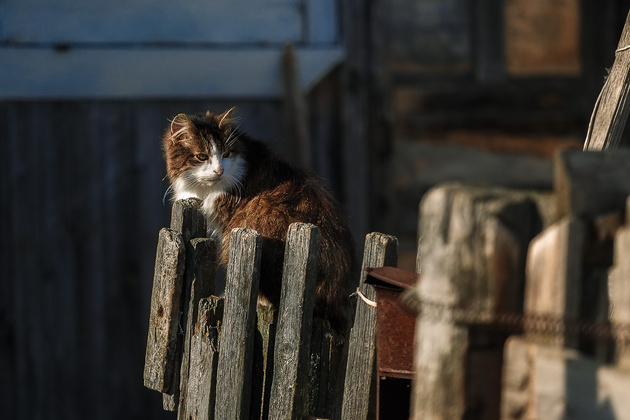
[162,109,356,331]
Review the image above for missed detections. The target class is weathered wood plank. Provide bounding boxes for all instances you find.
[410,184,539,420]
[0,48,345,100]
[170,198,206,242]
[583,9,630,150]
[251,305,277,420]
[339,232,399,420]
[143,228,187,393]
[177,238,217,419]
[524,216,586,348]
[268,223,321,420]
[501,336,630,420]
[609,223,630,368]
[0,0,303,44]
[555,149,630,220]
[164,198,206,411]
[214,228,263,420]
[184,296,224,420]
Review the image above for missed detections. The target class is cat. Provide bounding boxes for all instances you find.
[162,108,356,332]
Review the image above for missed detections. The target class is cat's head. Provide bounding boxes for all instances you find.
[163,108,246,199]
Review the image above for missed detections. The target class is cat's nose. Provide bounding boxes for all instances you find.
[214,166,224,176]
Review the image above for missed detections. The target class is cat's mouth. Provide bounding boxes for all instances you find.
[198,176,222,186]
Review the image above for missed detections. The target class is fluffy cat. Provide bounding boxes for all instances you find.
[162,109,356,331]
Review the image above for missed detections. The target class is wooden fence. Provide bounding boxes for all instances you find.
[143,198,398,419]
[405,148,630,420]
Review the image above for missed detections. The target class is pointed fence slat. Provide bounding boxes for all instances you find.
[339,232,399,420]
[184,296,224,420]
[268,223,321,420]
[178,237,217,419]
[143,227,187,393]
[164,198,207,411]
[214,228,263,420]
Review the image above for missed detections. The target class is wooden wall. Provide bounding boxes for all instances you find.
[373,0,630,268]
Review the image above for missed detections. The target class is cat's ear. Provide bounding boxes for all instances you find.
[169,114,193,143]
[215,107,237,130]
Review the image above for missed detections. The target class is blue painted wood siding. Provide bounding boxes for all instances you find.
[0,0,343,98]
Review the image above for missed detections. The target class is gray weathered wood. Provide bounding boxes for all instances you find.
[339,232,399,420]
[501,336,630,420]
[143,228,187,393]
[164,198,207,411]
[306,319,344,419]
[214,228,263,420]
[584,9,630,150]
[524,216,585,348]
[170,198,206,242]
[609,224,630,368]
[555,149,630,220]
[410,184,539,420]
[177,238,217,419]
[184,297,224,420]
[268,223,321,420]
[251,305,277,420]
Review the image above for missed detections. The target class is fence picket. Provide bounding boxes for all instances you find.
[164,198,207,411]
[214,228,263,420]
[184,296,224,420]
[268,223,321,419]
[143,227,187,393]
[178,238,217,419]
[339,232,399,420]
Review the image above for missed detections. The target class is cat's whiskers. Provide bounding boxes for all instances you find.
[225,120,245,148]
[162,184,174,205]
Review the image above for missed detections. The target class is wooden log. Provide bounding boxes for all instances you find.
[177,238,217,419]
[501,336,630,420]
[184,296,224,420]
[583,9,630,150]
[143,228,187,393]
[164,198,207,411]
[339,232,399,420]
[268,223,321,420]
[410,184,539,420]
[214,228,263,420]
[609,224,630,368]
[555,149,630,220]
[524,216,586,348]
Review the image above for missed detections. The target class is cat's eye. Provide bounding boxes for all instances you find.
[222,150,233,159]
[195,153,209,161]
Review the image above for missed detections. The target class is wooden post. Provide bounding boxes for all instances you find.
[410,184,539,420]
[183,296,224,420]
[609,219,630,368]
[143,228,186,393]
[164,198,207,411]
[555,149,630,220]
[524,216,586,348]
[584,9,630,150]
[177,238,217,419]
[339,232,399,420]
[282,43,312,169]
[268,223,321,419]
[214,228,262,420]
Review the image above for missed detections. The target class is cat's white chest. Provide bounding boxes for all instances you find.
[202,191,224,238]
